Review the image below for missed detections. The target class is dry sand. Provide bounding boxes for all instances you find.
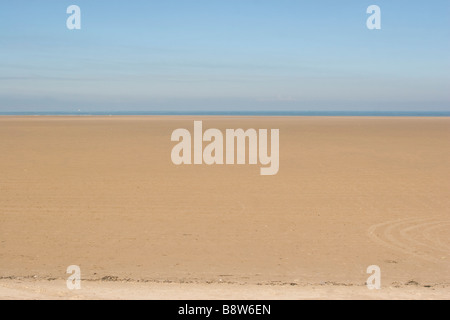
[0,116,449,300]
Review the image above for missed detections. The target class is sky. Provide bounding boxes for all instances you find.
[0,0,449,112]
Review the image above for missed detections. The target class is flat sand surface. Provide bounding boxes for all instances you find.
[0,116,449,299]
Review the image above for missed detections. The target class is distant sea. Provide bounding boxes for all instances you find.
[0,111,449,117]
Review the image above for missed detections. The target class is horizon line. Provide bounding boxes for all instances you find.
[1,110,450,117]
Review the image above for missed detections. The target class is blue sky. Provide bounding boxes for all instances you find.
[0,0,449,112]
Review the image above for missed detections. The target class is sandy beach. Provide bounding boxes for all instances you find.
[0,116,449,299]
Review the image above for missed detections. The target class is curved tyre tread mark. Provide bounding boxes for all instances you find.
[368,218,450,264]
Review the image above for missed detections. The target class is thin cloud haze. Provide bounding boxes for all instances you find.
[0,0,449,112]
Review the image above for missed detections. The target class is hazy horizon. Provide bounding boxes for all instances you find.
[1,0,449,112]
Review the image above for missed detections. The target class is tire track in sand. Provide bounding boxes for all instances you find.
[368,218,450,263]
